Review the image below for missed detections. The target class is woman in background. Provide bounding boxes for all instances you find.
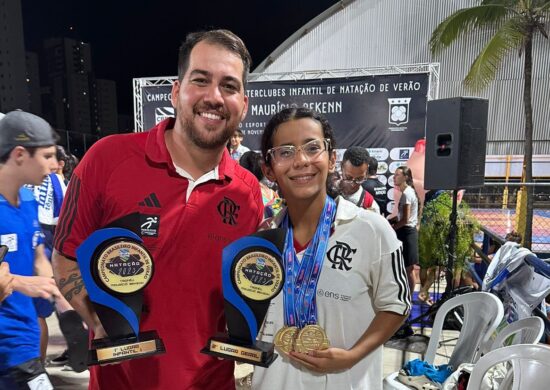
[392,166,420,301]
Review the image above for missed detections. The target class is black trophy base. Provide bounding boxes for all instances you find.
[201,334,278,367]
[88,330,166,366]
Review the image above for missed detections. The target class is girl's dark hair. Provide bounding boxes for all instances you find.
[260,107,335,166]
[396,165,420,206]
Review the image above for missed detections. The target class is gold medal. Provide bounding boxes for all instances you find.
[294,325,330,353]
[274,326,299,354]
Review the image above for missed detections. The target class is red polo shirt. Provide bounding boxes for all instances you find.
[54,118,264,389]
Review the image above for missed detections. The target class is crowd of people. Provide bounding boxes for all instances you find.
[0,28,540,390]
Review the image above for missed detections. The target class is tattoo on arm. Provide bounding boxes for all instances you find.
[58,267,85,302]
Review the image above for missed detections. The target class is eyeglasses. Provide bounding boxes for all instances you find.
[266,139,330,165]
[340,174,367,185]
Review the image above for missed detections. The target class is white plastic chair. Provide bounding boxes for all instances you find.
[482,316,545,389]
[467,344,550,390]
[383,292,504,389]
[490,316,544,351]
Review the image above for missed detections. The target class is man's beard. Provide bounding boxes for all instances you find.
[182,117,237,150]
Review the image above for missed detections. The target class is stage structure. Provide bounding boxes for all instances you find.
[133,63,439,214]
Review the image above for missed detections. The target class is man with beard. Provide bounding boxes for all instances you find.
[52,30,264,389]
[337,147,379,213]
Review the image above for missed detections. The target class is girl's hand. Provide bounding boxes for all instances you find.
[288,347,360,373]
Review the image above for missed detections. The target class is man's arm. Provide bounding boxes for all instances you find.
[52,249,106,338]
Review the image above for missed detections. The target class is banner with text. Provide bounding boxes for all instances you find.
[137,73,429,213]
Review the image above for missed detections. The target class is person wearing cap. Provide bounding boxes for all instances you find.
[0,110,61,389]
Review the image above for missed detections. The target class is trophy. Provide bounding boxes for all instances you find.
[201,228,286,367]
[76,227,165,365]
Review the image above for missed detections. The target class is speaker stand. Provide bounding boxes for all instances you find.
[445,189,459,293]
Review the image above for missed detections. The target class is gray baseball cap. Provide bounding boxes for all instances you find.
[0,111,57,157]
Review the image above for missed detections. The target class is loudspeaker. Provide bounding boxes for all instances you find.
[424,97,488,190]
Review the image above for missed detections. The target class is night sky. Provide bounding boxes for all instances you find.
[21,0,339,115]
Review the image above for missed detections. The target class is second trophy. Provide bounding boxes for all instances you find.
[202,228,286,367]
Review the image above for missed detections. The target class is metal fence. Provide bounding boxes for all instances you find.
[57,130,100,159]
[463,182,550,254]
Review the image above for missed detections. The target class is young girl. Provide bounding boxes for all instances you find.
[252,108,410,390]
[392,166,420,300]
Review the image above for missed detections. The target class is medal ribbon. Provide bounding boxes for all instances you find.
[281,196,336,328]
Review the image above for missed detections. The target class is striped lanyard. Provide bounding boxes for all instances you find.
[281,196,336,328]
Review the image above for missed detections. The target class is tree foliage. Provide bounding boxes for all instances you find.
[419,192,480,270]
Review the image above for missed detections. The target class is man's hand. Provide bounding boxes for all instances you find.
[13,275,60,299]
[0,262,14,302]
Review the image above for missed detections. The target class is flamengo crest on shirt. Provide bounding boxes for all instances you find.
[217,197,240,225]
[327,241,356,271]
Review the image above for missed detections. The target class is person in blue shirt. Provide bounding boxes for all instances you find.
[0,260,14,302]
[0,111,61,390]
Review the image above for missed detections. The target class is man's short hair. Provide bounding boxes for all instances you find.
[342,146,370,167]
[366,156,378,175]
[233,129,244,137]
[177,29,252,86]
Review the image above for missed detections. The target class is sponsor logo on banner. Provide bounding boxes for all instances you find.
[388,98,411,129]
[155,107,174,124]
[366,148,389,161]
[390,147,413,161]
[377,162,389,175]
[389,161,407,174]
[377,175,387,185]
[387,188,395,200]
[388,175,395,187]
[387,201,395,214]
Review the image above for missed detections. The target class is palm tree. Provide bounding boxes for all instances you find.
[430,0,550,249]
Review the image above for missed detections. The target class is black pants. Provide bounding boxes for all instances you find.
[396,226,419,268]
[0,358,52,390]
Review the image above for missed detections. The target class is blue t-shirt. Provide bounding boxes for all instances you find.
[0,188,43,370]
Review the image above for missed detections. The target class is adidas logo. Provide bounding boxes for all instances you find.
[139,193,161,208]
